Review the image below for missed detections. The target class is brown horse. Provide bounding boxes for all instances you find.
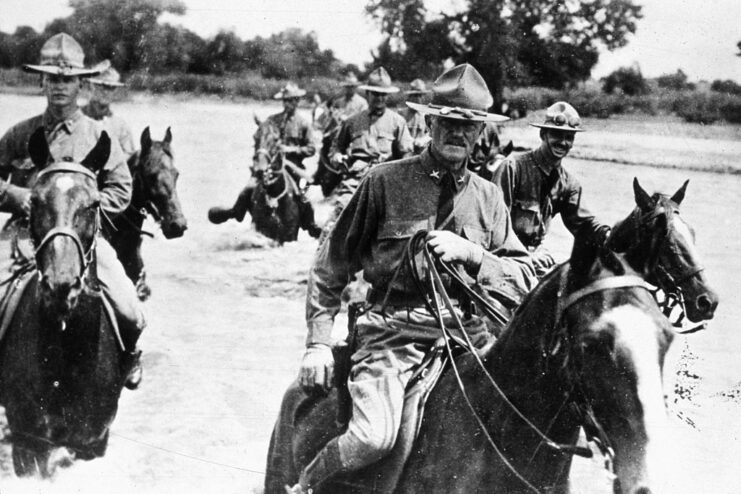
[0,129,128,477]
[106,127,187,301]
[265,179,717,493]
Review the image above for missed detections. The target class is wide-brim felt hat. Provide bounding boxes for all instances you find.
[530,101,585,132]
[358,67,399,94]
[405,64,508,123]
[340,72,360,87]
[405,78,431,95]
[23,33,101,77]
[88,61,124,87]
[273,82,307,99]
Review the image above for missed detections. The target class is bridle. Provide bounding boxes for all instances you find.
[32,164,100,281]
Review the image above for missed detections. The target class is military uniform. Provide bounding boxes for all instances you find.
[258,110,315,183]
[336,93,368,121]
[404,109,429,154]
[468,121,501,171]
[82,102,137,160]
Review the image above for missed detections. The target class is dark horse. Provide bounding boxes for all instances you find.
[312,96,344,198]
[105,127,187,301]
[0,130,128,477]
[265,179,717,493]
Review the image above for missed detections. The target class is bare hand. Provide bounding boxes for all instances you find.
[426,230,484,268]
[331,153,346,166]
[279,144,297,154]
[298,344,335,394]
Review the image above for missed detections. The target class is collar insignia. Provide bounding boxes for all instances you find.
[430,170,440,180]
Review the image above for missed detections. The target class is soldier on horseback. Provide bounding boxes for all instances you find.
[490,102,611,276]
[403,79,432,154]
[284,64,536,494]
[335,72,368,121]
[82,61,136,160]
[322,67,414,237]
[0,33,145,389]
[208,82,322,238]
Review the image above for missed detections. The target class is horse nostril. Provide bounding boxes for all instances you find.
[696,294,716,316]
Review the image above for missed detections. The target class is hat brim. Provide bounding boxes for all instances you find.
[405,90,431,95]
[406,102,509,123]
[358,85,399,94]
[529,123,585,133]
[23,64,101,77]
[273,90,307,100]
[88,79,125,87]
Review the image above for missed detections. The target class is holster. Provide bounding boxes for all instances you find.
[334,301,365,429]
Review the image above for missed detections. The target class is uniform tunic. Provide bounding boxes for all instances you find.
[258,110,316,169]
[491,148,609,249]
[82,103,137,160]
[0,108,132,218]
[337,92,368,121]
[305,148,536,468]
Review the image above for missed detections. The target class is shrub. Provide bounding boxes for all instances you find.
[711,79,741,95]
[656,69,695,91]
[601,66,650,96]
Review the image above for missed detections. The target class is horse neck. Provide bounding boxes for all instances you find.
[608,207,664,282]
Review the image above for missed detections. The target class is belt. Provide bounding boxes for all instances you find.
[366,287,461,310]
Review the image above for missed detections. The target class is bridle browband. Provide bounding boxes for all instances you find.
[33,164,100,280]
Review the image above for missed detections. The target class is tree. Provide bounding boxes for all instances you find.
[656,69,694,91]
[601,65,649,95]
[365,0,642,109]
[57,0,187,71]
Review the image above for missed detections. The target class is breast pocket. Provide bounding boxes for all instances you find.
[511,199,545,248]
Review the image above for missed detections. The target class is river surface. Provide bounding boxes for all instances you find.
[0,93,739,493]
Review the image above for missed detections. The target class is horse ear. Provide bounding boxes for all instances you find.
[164,127,172,144]
[633,177,654,211]
[27,126,51,168]
[502,140,514,157]
[141,127,152,152]
[81,131,111,173]
[670,179,689,205]
[253,113,262,127]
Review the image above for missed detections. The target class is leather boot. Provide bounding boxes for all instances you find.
[207,206,234,224]
[122,348,143,390]
[286,437,345,494]
[298,193,322,239]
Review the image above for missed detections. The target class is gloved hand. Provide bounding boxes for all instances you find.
[426,230,485,270]
[531,247,556,277]
[1,183,31,217]
[298,343,335,395]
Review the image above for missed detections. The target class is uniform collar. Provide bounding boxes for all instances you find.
[533,147,561,177]
[43,107,84,135]
[420,148,469,190]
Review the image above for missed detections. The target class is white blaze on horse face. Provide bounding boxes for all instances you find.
[673,214,700,262]
[54,175,76,194]
[598,306,672,491]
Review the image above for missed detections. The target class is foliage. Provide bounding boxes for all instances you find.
[655,69,695,91]
[601,65,650,96]
[711,79,741,95]
[365,0,643,108]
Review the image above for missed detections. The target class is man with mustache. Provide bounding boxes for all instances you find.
[0,33,145,389]
[284,64,536,494]
[491,102,610,276]
[323,67,413,236]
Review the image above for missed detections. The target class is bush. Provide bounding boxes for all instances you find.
[601,66,650,96]
[656,69,695,91]
[711,79,741,95]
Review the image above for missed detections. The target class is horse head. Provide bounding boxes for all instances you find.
[556,233,676,494]
[136,127,187,239]
[252,120,285,194]
[607,178,718,323]
[28,127,106,323]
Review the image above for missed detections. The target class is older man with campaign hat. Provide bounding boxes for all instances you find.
[0,33,145,389]
[490,101,610,276]
[208,82,322,238]
[283,63,535,494]
[82,61,136,159]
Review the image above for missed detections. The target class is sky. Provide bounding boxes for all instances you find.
[1,0,739,82]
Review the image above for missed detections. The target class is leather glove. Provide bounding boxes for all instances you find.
[531,248,556,277]
[1,183,31,217]
[298,343,335,395]
[426,230,484,270]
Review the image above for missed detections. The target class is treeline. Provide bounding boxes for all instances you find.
[0,0,356,79]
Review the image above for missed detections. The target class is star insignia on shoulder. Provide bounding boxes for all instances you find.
[429,170,441,180]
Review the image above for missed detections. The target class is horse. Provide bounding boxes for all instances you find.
[312,96,345,198]
[105,127,187,301]
[265,178,717,494]
[247,119,307,244]
[0,129,129,477]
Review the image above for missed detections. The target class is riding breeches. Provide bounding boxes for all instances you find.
[96,238,147,349]
[334,307,488,470]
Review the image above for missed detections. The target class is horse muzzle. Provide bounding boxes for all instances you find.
[39,273,84,321]
[161,214,187,239]
[685,288,719,322]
